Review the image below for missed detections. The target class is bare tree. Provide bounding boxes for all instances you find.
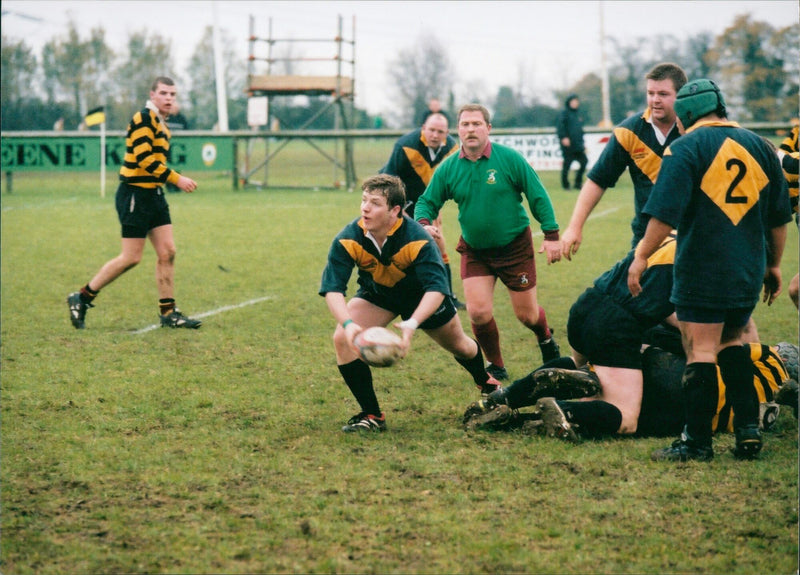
[1,35,37,106]
[187,26,246,129]
[114,31,176,113]
[386,34,454,127]
[682,31,716,80]
[41,22,89,116]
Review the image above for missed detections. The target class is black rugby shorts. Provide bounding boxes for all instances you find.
[354,289,457,330]
[115,182,172,238]
[567,288,646,369]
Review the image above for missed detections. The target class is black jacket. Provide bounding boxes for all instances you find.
[556,95,585,152]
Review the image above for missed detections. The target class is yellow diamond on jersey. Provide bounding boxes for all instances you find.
[701,137,769,225]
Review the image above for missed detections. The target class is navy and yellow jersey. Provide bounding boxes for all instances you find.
[592,232,676,325]
[415,143,559,250]
[119,103,180,189]
[714,343,789,433]
[380,129,458,204]
[587,108,681,245]
[779,125,799,220]
[319,215,449,307]
[644,120,792,309]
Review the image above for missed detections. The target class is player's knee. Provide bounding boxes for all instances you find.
[332,326,348,347]
[453,334,478,359]
[516,306,540,326]
[120,252,143,268]
[157,245,176,263]
[468,305,493,324]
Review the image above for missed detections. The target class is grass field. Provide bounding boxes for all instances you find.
[1,157,798,574]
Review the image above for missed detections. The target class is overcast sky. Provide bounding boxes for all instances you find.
[2,1,797,115]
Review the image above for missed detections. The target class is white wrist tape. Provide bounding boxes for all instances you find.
[398,318,419,331]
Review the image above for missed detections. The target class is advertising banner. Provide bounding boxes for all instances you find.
[1,135,232,173]
[491,132,612,171]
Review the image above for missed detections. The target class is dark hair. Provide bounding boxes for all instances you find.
[361,174,406,209]
[151,76,176,91]
[457,103,491,125]
[646,63,688,92]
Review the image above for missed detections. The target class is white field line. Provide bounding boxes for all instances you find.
[131,295,275,334]
[531,206,619,237]
[137,207,619,332]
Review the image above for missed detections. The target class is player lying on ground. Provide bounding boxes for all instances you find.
[463,341,798,443]
[482,230,680,437]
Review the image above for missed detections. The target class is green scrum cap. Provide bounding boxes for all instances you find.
[674,79,726,129]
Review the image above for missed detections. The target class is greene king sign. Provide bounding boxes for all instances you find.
[1,136,231,172]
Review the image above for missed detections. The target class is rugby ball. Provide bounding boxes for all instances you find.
[354,326,404,367]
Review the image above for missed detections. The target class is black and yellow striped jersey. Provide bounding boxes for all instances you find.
[119,103,180,189]
[779,125,799,219]
[714,343,789,432]
[638,343,791,436]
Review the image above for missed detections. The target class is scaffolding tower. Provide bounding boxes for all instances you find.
[244,15,356,190]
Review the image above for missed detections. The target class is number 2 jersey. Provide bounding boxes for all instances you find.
[643,120,792,309]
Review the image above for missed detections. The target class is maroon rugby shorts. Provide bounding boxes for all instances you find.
[456,227,536,291]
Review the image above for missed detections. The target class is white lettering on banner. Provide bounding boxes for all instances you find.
[491,133,612,172]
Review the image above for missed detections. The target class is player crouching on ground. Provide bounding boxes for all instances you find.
[319,174,502,433]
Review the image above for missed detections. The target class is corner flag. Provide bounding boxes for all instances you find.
[85,106,106,127]
[85,106,108,197]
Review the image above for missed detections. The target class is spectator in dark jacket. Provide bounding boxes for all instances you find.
[556,94,587,191]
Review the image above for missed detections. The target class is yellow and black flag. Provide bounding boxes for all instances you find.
[85,106,106,127]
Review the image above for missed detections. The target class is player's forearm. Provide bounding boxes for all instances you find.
[635,218,673,261]
[414,193,441,224]
[325,292,350,325]
[767,224,787,268]
[411,292,446,325]
[566,180,605,230]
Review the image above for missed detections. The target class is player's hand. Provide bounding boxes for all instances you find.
[394,319,417,356]
[627,255,647,297]
[176,175,197,193]
[342,320,362,351]
[539,239,562,264]
[762,266,782,305]
[561,227,581,261]
[423,225,441,240]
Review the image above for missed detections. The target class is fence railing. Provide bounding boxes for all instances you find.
[2,123,790,192]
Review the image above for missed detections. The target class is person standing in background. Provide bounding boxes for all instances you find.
[561,63,688,255]
[67,77,202,330]
[556,94,587,191]
[416,97,450,127]
[416,104,562,381]
[380,112,464,308]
